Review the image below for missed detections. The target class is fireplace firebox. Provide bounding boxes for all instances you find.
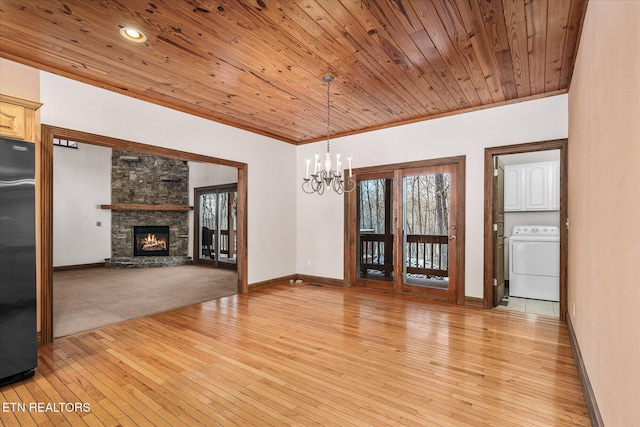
[133,226,170,256]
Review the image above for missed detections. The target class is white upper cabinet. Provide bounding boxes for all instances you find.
[524,163,550,210]
[505,161,560,211]
[504,165,524,211]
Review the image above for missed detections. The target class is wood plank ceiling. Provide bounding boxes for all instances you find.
[0,0,588,145]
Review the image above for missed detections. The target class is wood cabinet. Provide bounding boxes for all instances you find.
[505,161,560,211]
[0,94,42,142]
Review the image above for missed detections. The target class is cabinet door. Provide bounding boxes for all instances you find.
[524,163,550,210]
[551,161,560,210]
[504,165,523,211]
[0,102,27,140]
[0,96,42,142]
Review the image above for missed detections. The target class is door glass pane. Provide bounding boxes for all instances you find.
[219,192,228,231]
[402,173,450,289]
[357,178,393,282]
[218,191,237,263]
[199,193,216,260]
[230,192,237,261]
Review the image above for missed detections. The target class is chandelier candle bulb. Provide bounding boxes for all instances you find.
[348,156,352,177]
[314,153,319,174]
[336,153,341,175]
[306,158,310,179]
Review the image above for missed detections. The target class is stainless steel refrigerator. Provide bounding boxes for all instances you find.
[0,137,37,386]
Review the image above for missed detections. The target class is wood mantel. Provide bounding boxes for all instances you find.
[100,204,193,211]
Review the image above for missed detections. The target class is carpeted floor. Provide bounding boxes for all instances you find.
[53,265,238,338]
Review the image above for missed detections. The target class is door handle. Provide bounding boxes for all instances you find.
[449,235,457,241]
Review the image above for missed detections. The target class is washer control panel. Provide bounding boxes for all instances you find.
[512,225,560,236]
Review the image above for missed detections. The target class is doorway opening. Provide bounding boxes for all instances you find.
[346,156,465,304]
[40,125,248,343]
[484,139,567,319]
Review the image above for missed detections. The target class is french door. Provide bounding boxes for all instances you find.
[194,184,237,269]
[347,157,465,304]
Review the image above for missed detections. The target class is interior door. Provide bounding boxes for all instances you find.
[493,157,506,306]
[399,164,460,303]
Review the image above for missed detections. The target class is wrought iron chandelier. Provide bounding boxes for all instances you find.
[302,75,355,195]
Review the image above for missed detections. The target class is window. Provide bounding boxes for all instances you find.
[53,138,78,149]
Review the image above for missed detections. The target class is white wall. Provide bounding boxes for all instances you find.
[189,161,238,191]
[0,58,40,101]
[296,95,568,298]
[40,72,297,284]
[53,142,112,266]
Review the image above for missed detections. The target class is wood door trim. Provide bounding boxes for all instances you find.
[195,183,239,193]
[354,156,465,175]
[344,156,465,305]
[454,159,466,305]
[39,125,248,344]
[483,139,568,319]
[398,163,451,177]
[353,170,394,182]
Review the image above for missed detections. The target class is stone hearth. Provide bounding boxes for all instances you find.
[105,256,191,268]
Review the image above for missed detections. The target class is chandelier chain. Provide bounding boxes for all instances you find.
[326,77,331,153]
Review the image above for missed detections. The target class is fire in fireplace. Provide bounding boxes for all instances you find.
[133,226,170,256]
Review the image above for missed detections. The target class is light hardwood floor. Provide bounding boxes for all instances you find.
[1,284,590,426]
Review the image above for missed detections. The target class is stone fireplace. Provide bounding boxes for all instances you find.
[105,150,191,267]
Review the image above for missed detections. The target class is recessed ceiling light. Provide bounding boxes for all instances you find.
[120,27,147,43]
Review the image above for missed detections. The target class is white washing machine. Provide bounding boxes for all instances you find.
[509,226,559,301]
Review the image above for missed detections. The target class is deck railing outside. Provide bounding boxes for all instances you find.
[201,228,236,259]
[359,232,448,278]
[219,229,237,257]
[359,233,393,277]
[405,234,449,277]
